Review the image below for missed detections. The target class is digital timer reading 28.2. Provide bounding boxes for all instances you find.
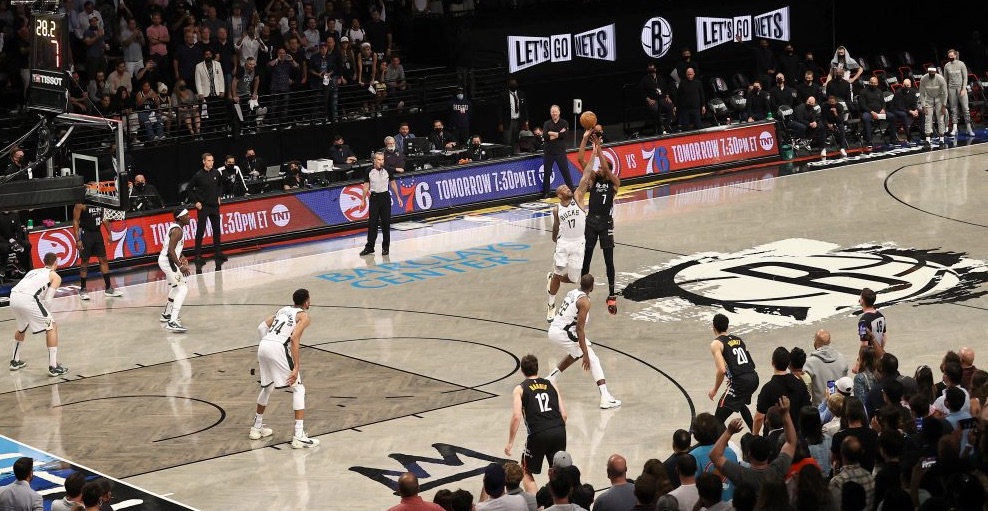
[30,14,70,71]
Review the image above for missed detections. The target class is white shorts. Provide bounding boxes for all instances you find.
[158,257,185,286]
[11,293,53,334]
[258,340,298,388]
[553,237,585,282]
[548,325,593,359]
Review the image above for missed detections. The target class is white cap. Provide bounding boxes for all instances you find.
[927,67,937,72]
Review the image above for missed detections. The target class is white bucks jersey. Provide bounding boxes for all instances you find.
[557,200,585,241]
[12,268,52,297]
[158,223,185,263]
[550,289,588,329]
[262,306,304,345]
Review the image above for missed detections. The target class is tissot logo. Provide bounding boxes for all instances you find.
[507,24,616,73]
[696,6,790,52]
[622,239,988,330]
[32,73,64,86]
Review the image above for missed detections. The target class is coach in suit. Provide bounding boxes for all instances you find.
[0,457,43,511]
[498,78,529,154]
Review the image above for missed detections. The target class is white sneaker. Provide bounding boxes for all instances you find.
[292,431,320,449]
[820,149,826,159]
[249,426,273,440]
[599,396,622,409]
[105,288,122,297]
[165,320,187,333]
[951,125,958,136]
[968,129,976,137]
[79,290,90,301]
[840,149,847,158]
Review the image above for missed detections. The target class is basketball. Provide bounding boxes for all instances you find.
[580,111,598,130]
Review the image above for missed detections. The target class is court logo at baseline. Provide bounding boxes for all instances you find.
[621,239,988,330]
[317,243,530,288]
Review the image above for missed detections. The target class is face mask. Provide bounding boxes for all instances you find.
[456,93,463,100]
[929,72,936,77]
[949,57,955,61]
[435,127,442,132]
[472,143,480,148]
[777,78,784,84]
[386,145,395,151]
[508,85,517,92]
[135,183,145,190]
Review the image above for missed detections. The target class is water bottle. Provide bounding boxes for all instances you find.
[767,111,774,120]
[26,219,33,230]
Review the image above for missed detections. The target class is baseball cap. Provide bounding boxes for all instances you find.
[552,451,572,469]
[88,13,99,20]
[835,376,854,395]
[483,463,505,498]
[340,36,350,42]
[656,494,679,511]
[927,67,937,72]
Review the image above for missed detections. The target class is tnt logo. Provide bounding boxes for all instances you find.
[641,17,673,58]
[37,229,77,267]
[340,185,369,221]
[758,131,775,151]
[271,203,291,227]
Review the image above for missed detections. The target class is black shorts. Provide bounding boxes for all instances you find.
[522,425,566,475]
[720,372,759,411]
[585,215,614,249]
[79,230,106,260]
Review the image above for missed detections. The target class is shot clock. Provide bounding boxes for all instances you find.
[28,13,72,113]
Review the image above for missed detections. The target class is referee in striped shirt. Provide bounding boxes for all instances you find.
[359,152,403,256]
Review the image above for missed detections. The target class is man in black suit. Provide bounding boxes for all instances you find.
[498,78,528,154]
[4,147,28,181]
[428,120,457,151]
[0,211,32,280]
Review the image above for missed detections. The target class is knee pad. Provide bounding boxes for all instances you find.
[257,384,274,406]
[292,383,306,411]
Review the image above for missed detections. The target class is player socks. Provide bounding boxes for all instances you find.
[79,277,87,290]
[48,347,57,367]
[164,298,174,317]
[546,368,561,383]
[254,413,264,429]
[598,383,610,397]
[11,340,21,362]
[294,419,304,437]
[103,274,111,289]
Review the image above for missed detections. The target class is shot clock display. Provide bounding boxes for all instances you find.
[28,13,72,113]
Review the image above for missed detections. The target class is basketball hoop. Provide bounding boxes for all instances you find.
[103,207,126,221]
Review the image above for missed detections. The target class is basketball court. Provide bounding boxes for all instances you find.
[3,141,988,510]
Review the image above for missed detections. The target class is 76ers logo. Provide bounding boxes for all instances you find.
[340,185,369,221]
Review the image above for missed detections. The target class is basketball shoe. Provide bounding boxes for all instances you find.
[249,426,274,440]
[48,365,69,377]
[165,320,187,333]
[79,289,90,300]
[292,431,320,449]
[607,296,617,315]
[599,395,622,409]
[105,288,123,297]
[9,360,26,371]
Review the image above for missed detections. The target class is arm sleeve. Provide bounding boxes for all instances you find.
[257,320,269,340]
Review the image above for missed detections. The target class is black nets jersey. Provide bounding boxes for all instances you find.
[718,334,755,379]
[521,378,564,434]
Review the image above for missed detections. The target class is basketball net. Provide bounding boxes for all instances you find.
[103,207,126,221]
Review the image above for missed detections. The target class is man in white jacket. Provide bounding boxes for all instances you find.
[195,49,226,132]
[803,329,849,406]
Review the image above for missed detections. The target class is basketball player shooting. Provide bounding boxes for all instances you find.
[545,183,587,322]
[577,127,620,315]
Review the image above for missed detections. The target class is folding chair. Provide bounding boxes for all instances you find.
[707,98,730,125]
[708,76,731,99]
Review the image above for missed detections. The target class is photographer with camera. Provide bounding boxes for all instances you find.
[0,211,33,282]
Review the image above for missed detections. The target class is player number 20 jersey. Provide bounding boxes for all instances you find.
[262,306,304,346]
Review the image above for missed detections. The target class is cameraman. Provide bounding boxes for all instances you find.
[0,211,32,280]
[129,174,164,211]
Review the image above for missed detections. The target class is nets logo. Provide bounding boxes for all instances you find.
[622,239,988,330]
[640,17,673,58]
[340,185,369,221]
[36,229,77,266]
[271,204,291,227]
[758,131,775,151]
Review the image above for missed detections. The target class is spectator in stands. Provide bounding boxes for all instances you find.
[175,30,204,92]
[383,55,406,106]
[447,87,472,146]
[934,362,970,415]
[503,462,536,511]
[50,472,86,511]
[387,473,444,511]
[629,474,657,511]
[920,66,948,143]
[128,174,163,211]
[854,346,878,400]
[202,5,228,40]
[231,57,260,135]
[754,347,811,435]
[383,136,406,171]
[667,455,698,511]
[675,68,704,131]
[135,80,165,142]
[944,49,975,137]
[329,134,358,164]
[872,431,904,509]
[310,41,340,122]
[346,17,366,46]
[268,47,298,126]
[87,71,112,103]
[395,122,415,154]
[795,70,820,105]
[662,429,691,489]
[119,17,145,75]
[752,478,790,511]
[228,4,247,40]
[302,17,321,57]
[693,473,730,511]
[543,475,582,511]
[215,27,236,88]
[428,119,457,150]
[789,347,811,397]
[535,453,578,509]
[641,62,675,134]
[321,18,341,44]
[356,41,377,89]
[195,49,226,131]
[173,79,202,139]
[499,78,529,154]
[365,9,392,57]
[890,78,921,143]
[0,457,42,511]
[803,329,848,407]
[477,463,526,511]
[829,437,874,509]
[338,37,357,87]
[68,71,88,113]
[674,47,699,84]
[866,353,918,417]
[135,59,165,91]
[592,454,634,511]
[799,405,831,476]
[83,14,107,76]
[959,347,977,391]
[822,392,845,437]
[776,44,800,86]
[108,61,133,94]
[236,23,267,68]
[145,13,170,71]
[831,397,878,473]
[464,135,485,163]
[821,94,849,158]
[688,413,735,502]
[857,75,896,146]
[0,210,31,280]
[826,46,862,85]
[711,397,797,492]
[110,86,140,145]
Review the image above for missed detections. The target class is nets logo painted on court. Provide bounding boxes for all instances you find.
[36,229,77,266]
[622,239,988,330]
[641,17,673,58]
[271,203,291,227]
[351,443,512,493]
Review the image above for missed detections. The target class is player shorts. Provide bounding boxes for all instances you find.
[79,230,107,260]
[157,257,185,287]
[523,425,566,475]
[258,340,297,389]
[10,292,53,334]
[548,325,593,359]
[719,372,759,411]
[553,237,585,281]
[585,214,614,249]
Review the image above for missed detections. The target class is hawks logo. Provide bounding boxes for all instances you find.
[340,185,369,221]
[36,229,77,266]
[622,239,988,330]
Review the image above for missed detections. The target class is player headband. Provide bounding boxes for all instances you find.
[927,67,937,72]
[176,208,189,218]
